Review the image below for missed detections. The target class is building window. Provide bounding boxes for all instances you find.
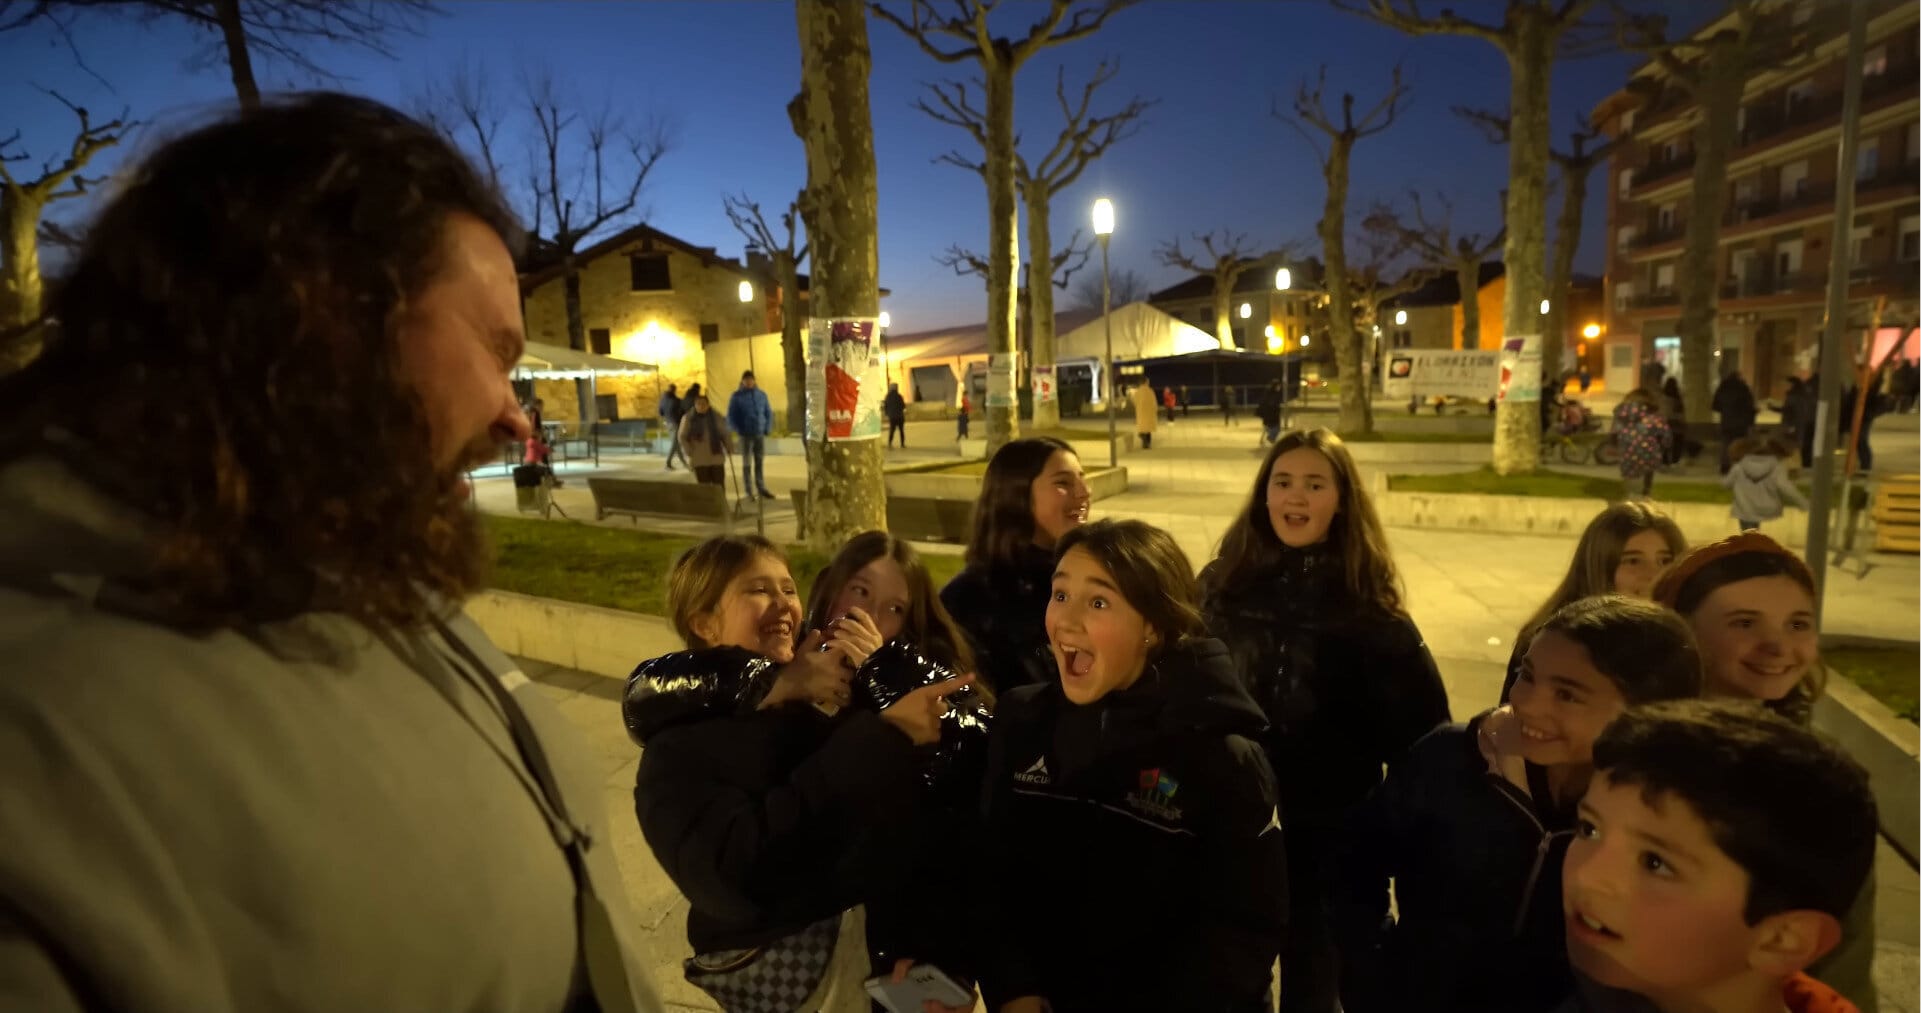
[595,394,619,421]
[1659,139,1679,163]
[1617,225,1639,252]
[1864,45,1888,78]
[1850,225,1872,264]
[1790,0,1811,25]
[1621,108,1636,132]
[1656,204,1675,231]
[1776,238,1804,277]
[1615,281,1636,311]
[1857,139,1879,182]
[1733,176,1757,205]
[1618,168,1634,196]
[1654,263,1675,293]
[1785,80,1814,112]
[1901,216,1920,261]
[630,255,671,292]
[587,327,611,355]
[699,322,720,345]
[1779,160,1809,198]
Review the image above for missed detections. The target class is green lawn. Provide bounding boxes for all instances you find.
[483,515,966,615]
[1387,466,1731,504]
[1826,645,1921,722]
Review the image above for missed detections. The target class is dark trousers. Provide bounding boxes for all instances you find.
[1139,432,1153,449]
[1717,425,1744,474]
[693,464,724,486]
[957,413,970,438]
[739,434,768,494]
[665,423,687,468]
[1282,824,1341,1013]
[887,419,906,447]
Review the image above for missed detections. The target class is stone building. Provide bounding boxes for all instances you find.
[1147,255,1329,360]
[1594,0,1919,400]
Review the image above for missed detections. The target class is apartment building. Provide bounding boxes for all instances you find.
[1595,0,1919,400]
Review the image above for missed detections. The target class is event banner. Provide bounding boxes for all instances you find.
[1032,364,1057,404]
[987,353,1017,408]
[805,317,882,441]
[1382,349,1500,400]
[1499,333,1543,404]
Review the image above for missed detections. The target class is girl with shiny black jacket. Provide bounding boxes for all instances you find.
[1199,428,1451,1013]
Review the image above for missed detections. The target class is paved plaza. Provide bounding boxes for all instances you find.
[483,411,1920,1012]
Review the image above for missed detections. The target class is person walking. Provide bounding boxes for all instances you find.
[726,370,775,500]
[1179,384,1192,417]
[1724,435,1808,532]
[1612,388,1672,500]
[1131,383,1159,449]
[1782,373,1817,467]
[1256,379,1285,445]
[1660,376,1691,466]
[882,381,907,449]
[678,393,734,488]
[1161,384,1177,423]
[956,392,971,439]
[1711,368,1758,474]
[659,382,687,470]
[1576,361,1592,394]
[0,94,662,1012]
[1842,379,1885,471]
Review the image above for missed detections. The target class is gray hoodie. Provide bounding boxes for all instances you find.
[1723,452,1809,522]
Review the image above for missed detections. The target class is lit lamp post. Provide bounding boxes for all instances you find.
[737,279,764,534]
[1093,197,1117,467]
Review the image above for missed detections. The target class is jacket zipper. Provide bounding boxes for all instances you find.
[1486,773,1574,937]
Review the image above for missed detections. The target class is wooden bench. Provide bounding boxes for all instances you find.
[593,419,659,456]
[1871,473,1920,553]
[588,476,729,525]
[790,489,973,543]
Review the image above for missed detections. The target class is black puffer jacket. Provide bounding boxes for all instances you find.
[979,638,1287,1012]
[624,644,990,973]
[940,543,1058,693]
[1334,711,1577,1013]
[1200,543,1450,825]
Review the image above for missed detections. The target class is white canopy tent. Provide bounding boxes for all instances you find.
[513,341,656,381]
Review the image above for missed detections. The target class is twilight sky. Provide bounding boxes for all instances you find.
[3,1,1653,332]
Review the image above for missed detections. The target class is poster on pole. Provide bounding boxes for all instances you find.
[1032,364,1057,404]
[1382,349,1500,400]
[805,317,883,441]
[1499,333,1543,404]
[987,353,1017,408]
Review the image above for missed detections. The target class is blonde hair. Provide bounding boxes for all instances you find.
[666,534,786,648]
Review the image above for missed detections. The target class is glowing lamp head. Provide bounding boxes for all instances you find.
[879,311,892,329]
[1582,323,1602,339]
[1540,299,1551,315]
[1239,302,1252,320]
[1092,198,1115,237]
[1275,267,1292,290]
[738,280,754,303]
[1300,335,1311,346]
[1267,334,1283,352]
[1394,309,1408,326]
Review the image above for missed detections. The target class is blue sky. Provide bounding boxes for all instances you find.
[2,1,1646,332]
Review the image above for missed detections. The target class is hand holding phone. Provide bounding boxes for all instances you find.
[862,959,975,1013]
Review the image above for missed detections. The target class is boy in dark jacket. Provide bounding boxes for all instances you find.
[982,521,1286,1013]
[1555,700,1877,1013]
[1337,596,1703,1013]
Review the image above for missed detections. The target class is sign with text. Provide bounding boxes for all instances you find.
[1499,333,1542,404]
[1032,364,1057,404]
[805,317,882,441]
[987,353,1017,408]
[1382,349,1500,400]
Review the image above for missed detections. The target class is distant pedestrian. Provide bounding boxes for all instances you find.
[1613,388,1672,500]
[679,394,733,487]
[659,382,687,470]
[1162,384,1177,422]
[1180,384,1192,417]
[1893,359,1919,413]
[1842,379,1885,471]
[882,381,907,448]
[1710,368,1757,474]
[1255,380,1284,445]
[1724,435,1807,532]
[1660,376,1691,465]
[1781,374,1817,467]
[1132,383,1159,449]
[957,392,971,439]
[725,370,774,499]
[1577,362,1592,393]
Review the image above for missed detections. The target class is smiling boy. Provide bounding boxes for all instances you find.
[1558,700,1877,1013]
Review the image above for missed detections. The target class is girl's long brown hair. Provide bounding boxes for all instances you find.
[1206,428,1405,616]
[804,531,982,693]
[1523,502,1687,635]
[965,436,1077,568]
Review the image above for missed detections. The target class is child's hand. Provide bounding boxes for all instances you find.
[1477,705,1524,761]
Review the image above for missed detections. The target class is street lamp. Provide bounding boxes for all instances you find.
[1238,302,1252,319]
[1582,323,1601,339]
[1093,197,1118,467]
[1540,298,1551,315]
[1394,309,1408,327]
[736,279,764,533]
[1275,266,1292,291]
[1265,325,1280,353]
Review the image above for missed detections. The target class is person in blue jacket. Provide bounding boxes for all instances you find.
[726,370,775,499]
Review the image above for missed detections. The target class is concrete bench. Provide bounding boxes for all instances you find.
[588,476,728,524]
[790,489,974,543]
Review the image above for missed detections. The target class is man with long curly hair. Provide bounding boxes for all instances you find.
[0,95,660,1012]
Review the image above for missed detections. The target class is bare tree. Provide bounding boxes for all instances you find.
[724,192,811,436]
[1155,230,1260,350]
[1017,62,1150,427]
[1364,189,1505,351]
[0,91,134,371]
[873,0,1133,453]
[1278,63,1410,435]
[0,0,434,110]
[1349,224,1439,353]
[792,0,885,547]
[1614,0,1809,421]
[1460,107,1623,391]
[935,243,990,280]
[1356,0,1600,472]
[1071,265,1148,311]
[420,64,673,382]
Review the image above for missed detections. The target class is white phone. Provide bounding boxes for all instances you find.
[862,964,975,1012]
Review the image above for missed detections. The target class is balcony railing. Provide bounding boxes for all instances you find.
[1625,291,1681,310]
[1636,151,1697,189]
[1735,59,1919,151]
[1628,223,1687,250]
[1724,180,1837,226]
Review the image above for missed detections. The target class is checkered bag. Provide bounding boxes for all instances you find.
[682,914,841,1013]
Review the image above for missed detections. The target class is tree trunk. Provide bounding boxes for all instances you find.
[1456,257,1481,350]
[1677,42,1743,424]
[983,64,1021,453]
[1320,141,1370,434]
[1213,285,1234,350]
[1545,161,1588,397]
[793,0,886,550]
[778,254,807,435]
[0,190,45,371]
[1492,11,1551,474]
[211,0,262,111]
[1026,191,1060,429]
[561,263,595,422]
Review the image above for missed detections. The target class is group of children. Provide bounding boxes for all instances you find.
[618,427,1880,1013]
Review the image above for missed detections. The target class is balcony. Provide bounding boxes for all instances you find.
[1636,150,1697,189]
[1628,222,1687,251]
[1624,290,1680,311]
[1735,59,1919,153]
[1724,180,1838,226]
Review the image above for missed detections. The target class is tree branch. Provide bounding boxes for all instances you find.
[935,243,990,279]
[869,0,983,63]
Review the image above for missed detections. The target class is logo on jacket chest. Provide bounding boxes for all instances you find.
[1014,754,1052,785]
[1125,767,1183,822]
